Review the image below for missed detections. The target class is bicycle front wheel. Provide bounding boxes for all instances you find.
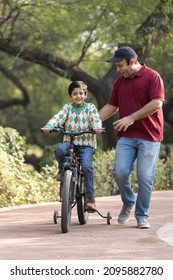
[61,170,73,233]
[76,176,89,225]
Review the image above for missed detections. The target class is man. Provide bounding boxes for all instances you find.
[99,46,164,229]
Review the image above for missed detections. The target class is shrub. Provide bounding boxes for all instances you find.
[93,149,119,196]
[0,126,60,207]
[154,149,173,190]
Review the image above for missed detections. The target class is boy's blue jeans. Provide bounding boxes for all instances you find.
[112,137,161,219]
[54,142,95,197]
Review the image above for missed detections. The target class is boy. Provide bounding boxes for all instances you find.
[42,81,102,210]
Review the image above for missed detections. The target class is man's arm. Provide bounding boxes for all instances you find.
[114,99,163,132]
[99,104,118,121]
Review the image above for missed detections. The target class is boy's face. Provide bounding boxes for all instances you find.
[70,87,87,107]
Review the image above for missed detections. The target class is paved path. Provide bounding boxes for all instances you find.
[0,190,173,260]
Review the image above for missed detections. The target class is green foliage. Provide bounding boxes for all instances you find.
[93,149,119,196]
[39,143,58,168]
[0,126,59,207]
[154,149,173,191]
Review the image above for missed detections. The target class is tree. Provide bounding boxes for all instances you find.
[0,0,173,149]
[0,64,29,108]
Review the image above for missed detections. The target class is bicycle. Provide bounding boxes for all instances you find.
[41,126,112,233]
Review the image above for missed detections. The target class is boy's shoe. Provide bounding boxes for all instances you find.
[86,197,96,210]
[56,172,61,181]
[118,204,134,224]
[137,218,150,229]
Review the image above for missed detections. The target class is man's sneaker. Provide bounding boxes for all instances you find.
[86,197,96,211]
[118,204,134,224]
[137,218,150,229]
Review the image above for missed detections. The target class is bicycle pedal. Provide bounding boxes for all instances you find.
[86,208,97,213]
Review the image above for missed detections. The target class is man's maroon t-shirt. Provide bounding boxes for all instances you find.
[109,64,164,141]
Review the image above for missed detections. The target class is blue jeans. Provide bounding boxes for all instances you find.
[112,137,161,219]
[54,142,95,197]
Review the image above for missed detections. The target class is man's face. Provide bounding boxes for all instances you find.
[114,59,135,78]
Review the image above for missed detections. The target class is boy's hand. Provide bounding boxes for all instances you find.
[41,127,52,134]
[93,128,105,134]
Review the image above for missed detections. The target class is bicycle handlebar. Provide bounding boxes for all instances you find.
[41,126,105,136]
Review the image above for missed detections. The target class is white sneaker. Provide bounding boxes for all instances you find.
[137,218,150,229]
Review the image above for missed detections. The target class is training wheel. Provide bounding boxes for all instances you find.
[107,211,112,225]
[53,210,59,224]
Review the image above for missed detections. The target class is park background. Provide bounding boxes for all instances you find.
[0,0,173,207]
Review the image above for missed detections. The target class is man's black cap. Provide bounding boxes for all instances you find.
[107,46,138,63]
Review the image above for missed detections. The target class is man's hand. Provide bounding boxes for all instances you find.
[113,99,163,132]
[113,116,134,131]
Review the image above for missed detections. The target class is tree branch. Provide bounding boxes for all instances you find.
[134,0,173,59]
[0,63,29,109]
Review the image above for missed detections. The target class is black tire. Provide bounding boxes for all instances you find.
[107,211,112,225]
[76,176,89,225]
[53,210,58,224]
[61,170,73,233]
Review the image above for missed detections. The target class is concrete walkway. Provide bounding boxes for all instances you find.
[0,190,173,260]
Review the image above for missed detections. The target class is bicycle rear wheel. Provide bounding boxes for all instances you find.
[61,170,73,233]
[76,175,89,225]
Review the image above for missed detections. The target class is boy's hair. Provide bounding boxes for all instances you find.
[68,81,88,96]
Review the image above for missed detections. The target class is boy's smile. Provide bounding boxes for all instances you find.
[70,88,86,107]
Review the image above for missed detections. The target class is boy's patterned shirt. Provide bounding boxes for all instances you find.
[45,102,102,148]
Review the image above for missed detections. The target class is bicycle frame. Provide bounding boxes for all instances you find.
[60,132,86,204]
